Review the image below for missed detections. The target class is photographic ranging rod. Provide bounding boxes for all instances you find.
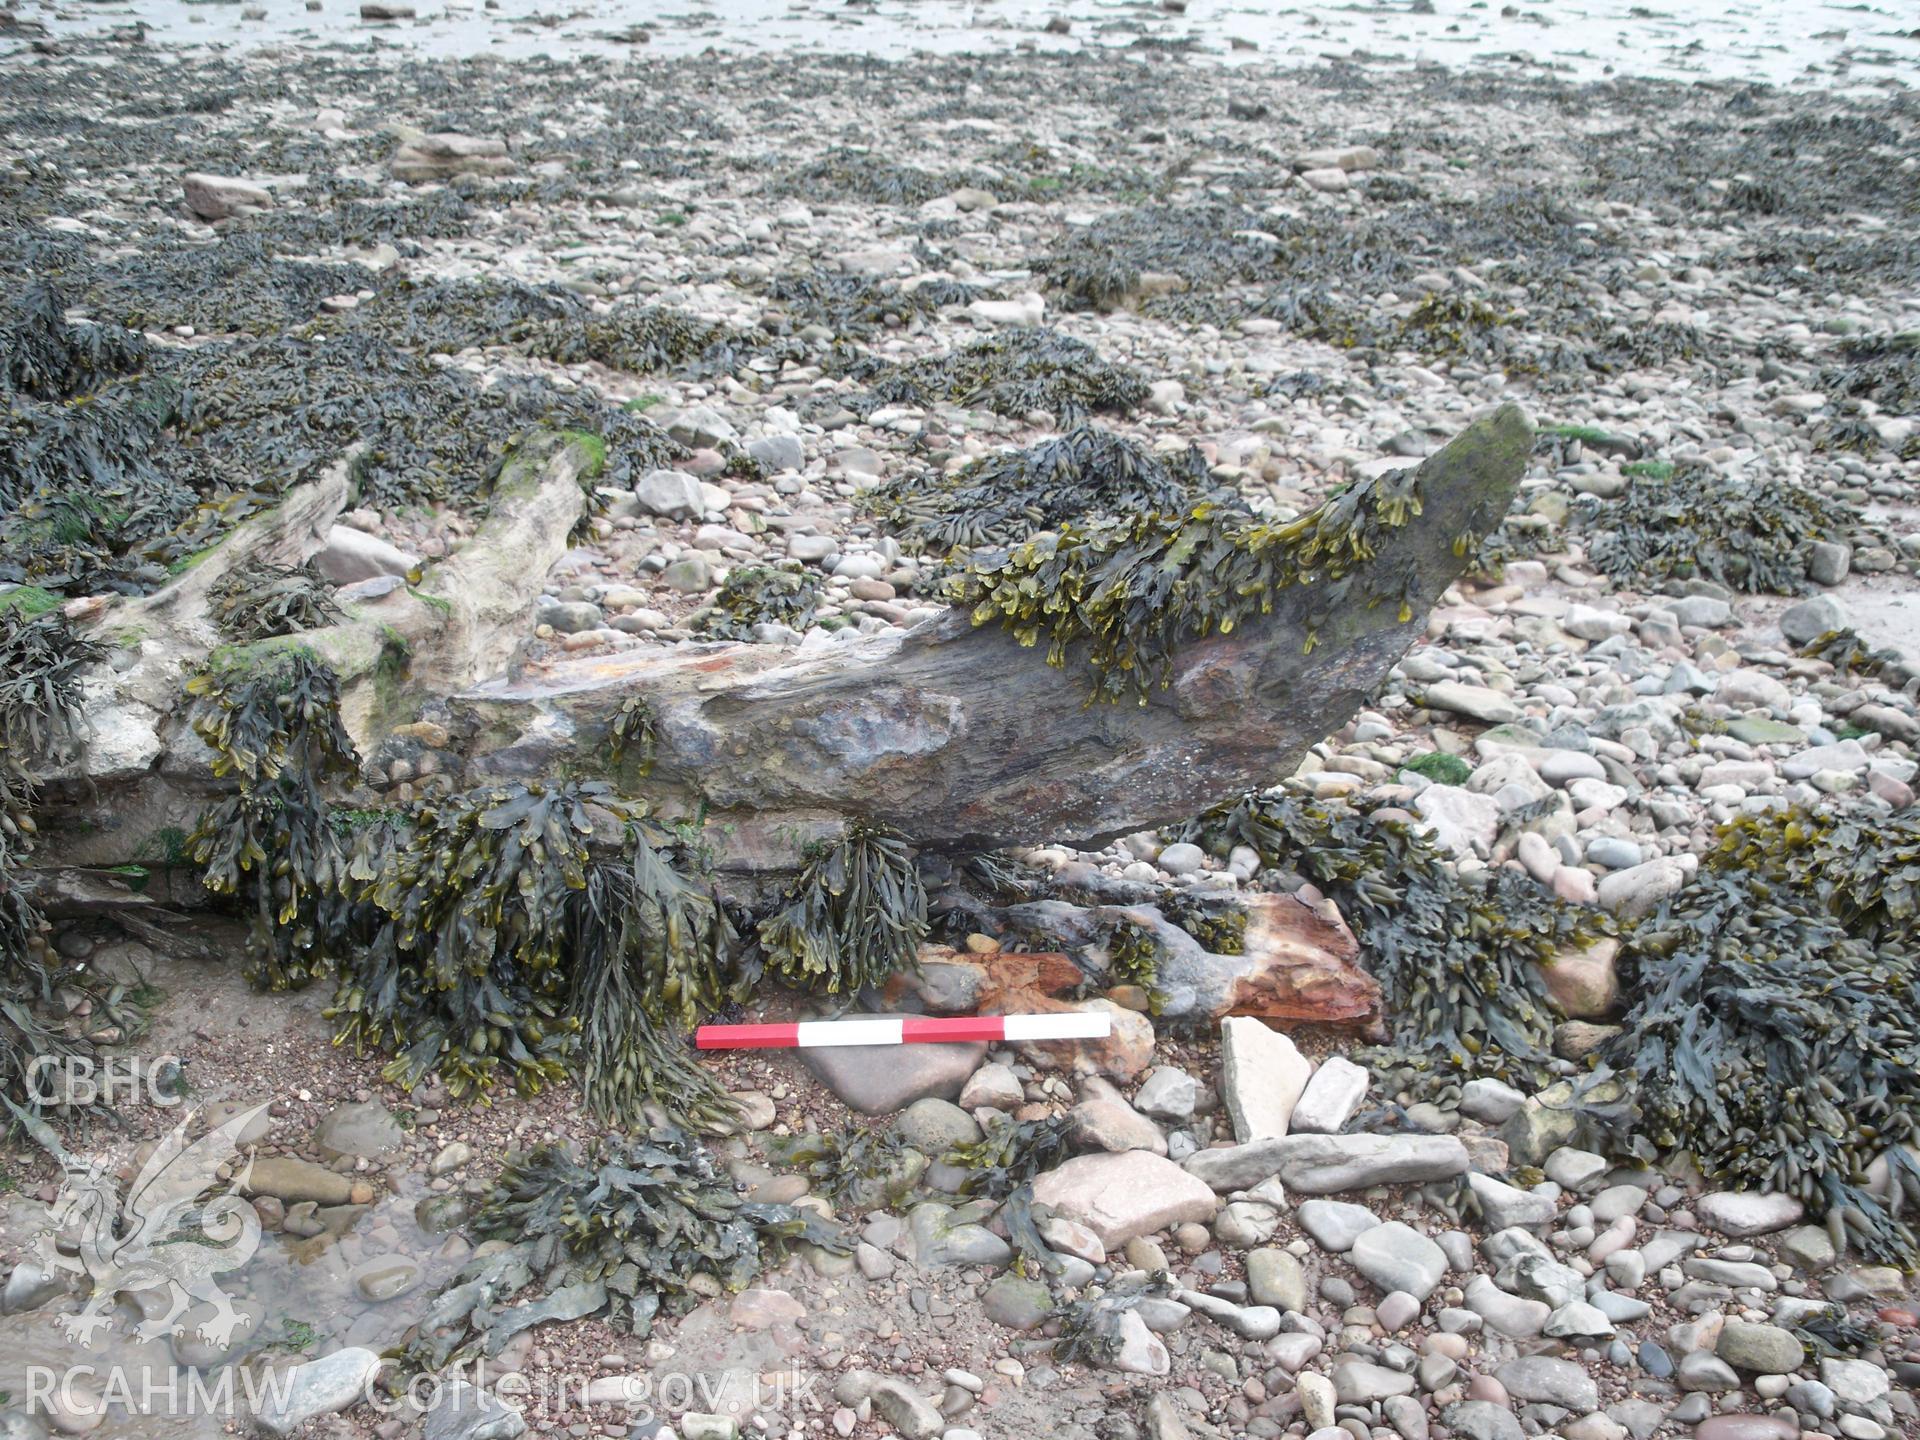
[695,1012,1113,1051]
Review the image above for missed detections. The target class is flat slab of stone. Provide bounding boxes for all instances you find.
[1468,1172,1556,1230]
[1348,1221,1448,1301]
[1289,1055,1369,1134]
[182,172,272,220]
[1493,1355,1598,1412]
[241,1157,353,1206]
[1696,1190,1805,1237]
[311,1101,404,1160]
[1220,1017,1312,1141]
[1200,891,1379,1028]
[1030,1151,1218,1248]
[1184,1133,1468,1194]
[254,1347,383,1437]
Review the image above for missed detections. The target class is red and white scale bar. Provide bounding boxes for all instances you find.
[695,1013,1112,1051]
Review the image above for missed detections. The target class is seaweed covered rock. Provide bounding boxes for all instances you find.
[390,132,516,183]
[0,290,677,597]
[833,329,1150,423]
[169,629,748,1129]
[1603,805,1920,1261]
[862,423,1233,555]
[318,273,768,382]
[1583,463,1859,594]
[699,565,823,642]
[456,404,1533,851]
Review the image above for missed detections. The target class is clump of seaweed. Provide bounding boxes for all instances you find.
[865,425,1229,557]
[1818,331,1920,414]
[186,645,356,785]
[766,1123,911,1211]
[169,331,681,514]
[1584,464,1855,595]
[1050,1278,1181,1365]
[1606,859,1920,1262]
[1792,1305,1883,1359]
[1179,790,1601,1089]
[1708,806,1916,950]
[80,236,374,337]
[186,648,361,991]
[835,330,1149,423]
[950,1112,1078,1273]
[1814,414,1885,456]
[469,1129,845,1336]
[1,311,683,600]
[182,645,744,1124]
[1104,918,1165,1013]
[327,275,764,379]
[947,450,1432,704]
[1392,293,1517,362]
[208,560,344,641]
[698,566,822,641]
[1,282,148,399]
[0,286,189,595]
[570,831,741,1130]
[326,784,616,1099]
[1799,628,1908,684]
[0,373,191,593]
[1034,203,1282,311]
[1159,892,1246,955]
[759,272,985,339]
[756,823,928,995]
[950,1113,1076,1199]
[607,696,656,773]
[774,147,955,206]
[0,607,105,1101]
[319,778,740,1126]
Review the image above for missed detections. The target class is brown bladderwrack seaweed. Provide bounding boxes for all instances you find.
[864,424,1233,559]
[183,650,745,1127]
[409,1128,846,1358]
[755,822,929,995]
[1178,789,1603,1093]
[1583,462,1859,595]
[832,329,1150,425]
[948,448,1436,704]
[1607,811,1920,1263]
[186,646,363,992]
[0,605,109,1104]
[207,560,345,642]
[326,778,741,1127]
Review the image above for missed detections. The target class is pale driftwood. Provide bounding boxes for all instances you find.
[36,433,592,868]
